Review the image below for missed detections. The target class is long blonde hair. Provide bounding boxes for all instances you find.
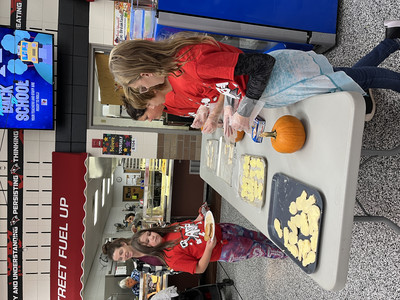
[109,33,218,88]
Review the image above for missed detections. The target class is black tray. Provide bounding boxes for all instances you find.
[267,173,324,274]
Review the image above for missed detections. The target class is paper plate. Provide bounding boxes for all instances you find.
[204,211,215,241]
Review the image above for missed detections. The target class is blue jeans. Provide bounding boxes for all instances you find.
[334,39,400,92]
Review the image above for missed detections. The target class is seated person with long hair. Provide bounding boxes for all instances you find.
[103,205,285,274]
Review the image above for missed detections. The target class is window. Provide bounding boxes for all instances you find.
[102,179,106,207]
[94,190,99,225]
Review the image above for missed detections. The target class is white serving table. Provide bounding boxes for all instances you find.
[200,92,365,291]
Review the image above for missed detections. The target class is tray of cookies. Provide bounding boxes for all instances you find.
[237,154,267,208]
[267,173,323,274]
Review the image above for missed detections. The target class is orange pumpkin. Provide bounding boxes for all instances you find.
[225,130,245,143]
[234,130,245,142]
[261,115,306,153]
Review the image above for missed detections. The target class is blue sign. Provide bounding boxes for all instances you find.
[0,26,54,129]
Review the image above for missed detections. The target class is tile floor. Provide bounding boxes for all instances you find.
[216,0,400,299]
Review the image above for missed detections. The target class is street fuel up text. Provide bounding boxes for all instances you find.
[57,197,69,299]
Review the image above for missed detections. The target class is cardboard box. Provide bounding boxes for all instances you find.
[251,116,266,143]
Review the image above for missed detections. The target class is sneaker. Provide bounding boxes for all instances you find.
[384,20,400,39]
[364,89,376,122]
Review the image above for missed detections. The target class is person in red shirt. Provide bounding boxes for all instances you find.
[130,219,285,274]
[103,205,285,274]
[122,89,218,129]
[109,33,274,133]
[111,22,400,131]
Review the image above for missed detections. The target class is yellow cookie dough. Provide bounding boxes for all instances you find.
[287,219,298,236]
[239,155,265,205]
[302,250,316,267]
[295,190,307,209]
[288,231,298,245]
[299,212,310,236]
[287,244,299,258]
[274,189,321,267]
[283,227,290,247]
[274,218,283,238]
[289,201,298,215]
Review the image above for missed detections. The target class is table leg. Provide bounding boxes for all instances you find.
[361,145,400,157]
[354,216,400,234]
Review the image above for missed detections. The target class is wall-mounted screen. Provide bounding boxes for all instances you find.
[0,26,54,129]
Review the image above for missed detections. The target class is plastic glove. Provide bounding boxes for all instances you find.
[199,202,210,215]
[248,100,266,127]
[223,105,234,138]
[201,113,219,134]
[194,202,210,222]
[190,105,209,129]
[231,112,251,133]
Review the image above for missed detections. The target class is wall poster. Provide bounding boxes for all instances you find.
[0,26,54,129]
[102,134,133,156]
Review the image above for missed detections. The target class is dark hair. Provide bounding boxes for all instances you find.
[102,237,131,260]
[131,225,181,265]
[122,81,168,110]
[121,95,146,120]
[125,213,135,221]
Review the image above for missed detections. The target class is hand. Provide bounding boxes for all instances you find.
[131,225,138,233]
[205,236,217,250]
[231,112,251,132]
[196,235,216,273]
[201,114,219,134]
[223,105,234,138]
[193,214,203,222]
[191,105,209,129]
[195,203,210,222]
[199,202,210,215]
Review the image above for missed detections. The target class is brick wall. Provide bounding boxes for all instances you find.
[157,133,202,160]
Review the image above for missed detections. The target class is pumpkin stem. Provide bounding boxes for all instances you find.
[260,131,277,139]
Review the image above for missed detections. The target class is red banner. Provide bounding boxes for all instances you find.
[51,153,88,300]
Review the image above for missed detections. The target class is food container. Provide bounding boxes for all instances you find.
[217,137,236,185]
[237,155,267,208]
[205,139,219,172]
[267,173,324,274]
[251,116,266,143]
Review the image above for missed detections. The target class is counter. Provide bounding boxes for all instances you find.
[139,159,173,299]
[142,159,173,225]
